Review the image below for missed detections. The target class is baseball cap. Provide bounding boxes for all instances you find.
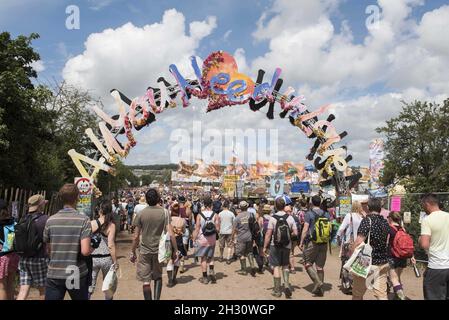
[239,200,249,209]
[28,194,48,212]
[275,194,292,205]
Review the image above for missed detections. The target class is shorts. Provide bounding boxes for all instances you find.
[195,245,215,259]
[388,256,407,269]
[269,245,290,267]
[19,257,49,287]
[303,241,327,268]
[236,241,253,257]
[219,234,233,249]
[176,236,187,257]
[136,252,162,282]
[352,263,389,300]
[0,253,19,280]
[423,268,449,300]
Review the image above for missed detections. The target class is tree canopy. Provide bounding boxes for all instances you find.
[377,99,449,193]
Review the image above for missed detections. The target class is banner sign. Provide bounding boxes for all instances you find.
[75,177,93,218]
[338,196,352,218]
[68,51,359,196]
[236,180,244,198]
[391,196,402,212]
[223,175,239,197]
[291,181,310,193]
[270,172,285,197]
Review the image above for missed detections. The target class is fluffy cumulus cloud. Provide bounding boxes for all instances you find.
[64,2,449,166]
[63,9,217,106]
[241,0,449,165]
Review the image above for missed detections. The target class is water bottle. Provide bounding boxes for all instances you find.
[413,263,421,278]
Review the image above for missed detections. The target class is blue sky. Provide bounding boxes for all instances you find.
[2,0,445,83]
[1,0,449,166]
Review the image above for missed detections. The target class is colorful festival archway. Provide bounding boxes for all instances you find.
[68,51,361,196]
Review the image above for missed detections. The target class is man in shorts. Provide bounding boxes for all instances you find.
[218,201,235,264]
[232,201,257,277]
[299,195,330,297]
[17,195,49,300]
[263,196,298,298]
[131,188,175,300]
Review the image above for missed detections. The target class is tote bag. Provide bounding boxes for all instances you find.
[343,218,373,278]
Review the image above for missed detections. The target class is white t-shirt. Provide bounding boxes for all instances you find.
[421,210,449,269]
[219,209,235,235]
[134,203,148,217]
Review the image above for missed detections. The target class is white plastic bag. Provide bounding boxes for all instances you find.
[102,264,118,299]
[158,209,172,263]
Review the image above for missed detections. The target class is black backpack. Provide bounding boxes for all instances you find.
[200,212,217,236]
[13,214,43,257]
[248,212,260,241]
[273,214,291,247]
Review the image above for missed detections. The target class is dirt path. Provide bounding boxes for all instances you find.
[87,232,424,300]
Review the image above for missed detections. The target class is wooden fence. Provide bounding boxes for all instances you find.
[0,186,62,220]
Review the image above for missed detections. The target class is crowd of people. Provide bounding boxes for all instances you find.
[0,185,448,300]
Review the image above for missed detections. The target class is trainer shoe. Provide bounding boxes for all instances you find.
[199,277,210,285]
[209,275,217,284]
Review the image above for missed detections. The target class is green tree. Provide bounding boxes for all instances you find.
[97,161,139,195]
[377,99,449,260]
[376,99,449,193]
[0,32,56,190]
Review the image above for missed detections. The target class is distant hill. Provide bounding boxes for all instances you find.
[127,164,179,170]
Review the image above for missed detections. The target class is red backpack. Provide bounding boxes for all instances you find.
[391,225,414,259]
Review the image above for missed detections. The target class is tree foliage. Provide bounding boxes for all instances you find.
[376,99,449,193]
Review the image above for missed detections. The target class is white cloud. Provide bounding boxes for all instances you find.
[63,3,449,167]
[63,9,217,108]
[30,60,45,73]
[223,30,232,41]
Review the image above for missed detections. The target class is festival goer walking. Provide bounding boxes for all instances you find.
[351,198,390,300]
[134,196,148,218]
[387,211,414,300]
[286,205,300,274]
[192,196,220,284]
[125,198,135,234]
[218,201,235,264]
[131,188,175,300]
[336,201,365,294]
[419,193,449,300]
[89,201,118,300]
[232,201,257,277]
[299,195,331,297]
[178,196,191,273]
[43,184,92,300]
[0,199,19,300]
[263,196,298,298]
[16,195,49,300]
[253,204,266,274]
[112,198,123,240]
[167,202,184,288]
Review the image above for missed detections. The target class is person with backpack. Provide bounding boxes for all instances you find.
[285,205,300,274]
[299,195,331,297]
[15,195,49,300]
[192,196,220,284]
[0,199,19,300]
[218,201,235,264]
[43,184,93,300]
[263,196,298,298]
[351,198,390,300]
[387,211,415,300]
[112,198,124,240]
[125,198,136,234]
[231,201,257,277]
[88,200,118,300]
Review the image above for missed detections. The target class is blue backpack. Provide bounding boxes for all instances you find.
[0,222,16,254]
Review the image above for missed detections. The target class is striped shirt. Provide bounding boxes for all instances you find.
[43,207,92,279]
